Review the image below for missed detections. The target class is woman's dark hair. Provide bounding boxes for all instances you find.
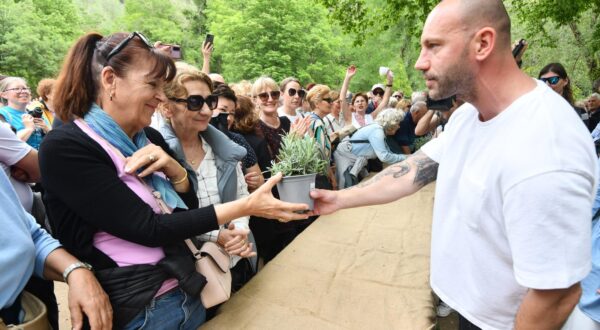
[53,32,176,121]
[232,95,259,134]
[538,62,573,105]
[213,84,237,105]
[352,92,368,105]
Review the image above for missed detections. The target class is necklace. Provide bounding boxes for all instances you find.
[183,139,204,166]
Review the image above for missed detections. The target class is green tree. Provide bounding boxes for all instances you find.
[0,0,82,89]
[317,0,600,93]
[206,0,345,86]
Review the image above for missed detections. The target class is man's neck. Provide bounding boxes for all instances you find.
[469,56,537,122]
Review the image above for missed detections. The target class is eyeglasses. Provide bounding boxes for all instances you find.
[372,90,384,97]
[169,95,218,111]
[322,97,334,104]
[540,76,560,85]
[257,91,281,103]
[5,87,31,93]
[105,31,153,64]
[287,88,306,99]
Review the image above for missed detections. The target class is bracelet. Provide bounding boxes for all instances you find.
[62,262,92,283]
[171,168,188,185]
[386,84,393,87]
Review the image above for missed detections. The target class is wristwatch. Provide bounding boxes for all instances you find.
[62,261,93,282]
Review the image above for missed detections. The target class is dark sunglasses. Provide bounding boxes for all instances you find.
[393,94,403,99]
[540,76,560,85]
[169,95,218,111]
[287,88,306,98]
[322,97,334,104]
[105,31,153,64]
[372,90,384,97]
[257,91,281,102]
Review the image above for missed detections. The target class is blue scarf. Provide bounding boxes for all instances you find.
[84,103,187,210]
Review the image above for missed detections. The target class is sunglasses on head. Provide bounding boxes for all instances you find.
[105,31,153,64]
[287,88,306,98]
[169,95,218,111]
[540,76,560,85]
[257,91,281,103]
[373,90,384,96]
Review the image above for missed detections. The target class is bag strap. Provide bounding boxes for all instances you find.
[184,239,202,260]
[349,139,369,144]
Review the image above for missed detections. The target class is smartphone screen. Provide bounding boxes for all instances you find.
[170,46,182,60]
[205,34,214,46]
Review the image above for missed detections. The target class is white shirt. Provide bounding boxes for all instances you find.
[421,80,597,329]
[0,123,34,212]
[194,138,250,267]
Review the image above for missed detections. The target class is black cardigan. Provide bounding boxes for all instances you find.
[39,122,219,270]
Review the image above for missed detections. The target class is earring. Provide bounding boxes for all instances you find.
[109,91,114,101]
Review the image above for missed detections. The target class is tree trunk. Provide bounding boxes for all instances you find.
[569,22,600,85]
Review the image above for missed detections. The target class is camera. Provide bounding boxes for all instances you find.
[27,107,43,119]
[426,95,456,112]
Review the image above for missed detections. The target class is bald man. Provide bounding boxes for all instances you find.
[310,0,597,329]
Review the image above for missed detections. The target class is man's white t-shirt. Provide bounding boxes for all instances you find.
[421,80,597,329]
[0,123,34,212]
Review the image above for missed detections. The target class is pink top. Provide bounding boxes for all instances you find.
[75,119,178,297]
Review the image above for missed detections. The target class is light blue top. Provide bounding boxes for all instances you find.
[580,157,600,322]
[0,169,60,308]
[349,124,406,164]
[0,106,49,150]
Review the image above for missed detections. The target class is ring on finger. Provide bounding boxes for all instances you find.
[148,154,157,162]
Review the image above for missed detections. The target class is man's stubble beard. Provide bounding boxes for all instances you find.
[430,46,476,102]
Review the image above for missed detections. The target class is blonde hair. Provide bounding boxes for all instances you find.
[163,62,213,99]
[230,80,252,97]
[251,76,278,98]
[0,77,28,104]
[306,84,331,110]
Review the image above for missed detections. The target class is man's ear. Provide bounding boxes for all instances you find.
[473,27,496,62]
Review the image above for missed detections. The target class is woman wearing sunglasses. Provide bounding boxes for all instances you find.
[277,77,306,122]
[538,63,588,125]
[250,76,310,263]
[39,32,309,329]
[306,85,336,189]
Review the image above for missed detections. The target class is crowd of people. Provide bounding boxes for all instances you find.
[1,0,600,329]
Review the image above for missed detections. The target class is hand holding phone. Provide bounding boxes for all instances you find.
[204,34,214,47]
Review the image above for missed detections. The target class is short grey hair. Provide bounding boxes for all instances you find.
[411,91,427,103]
[410,101,427,114]
[375,108,405,131]
[590,93,600,100]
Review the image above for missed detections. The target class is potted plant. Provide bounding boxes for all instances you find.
[270,133,328,209]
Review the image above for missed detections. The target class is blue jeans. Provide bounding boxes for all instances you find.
[123,288,205,330]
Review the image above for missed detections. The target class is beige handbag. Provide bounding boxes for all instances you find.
[184,239,232,308]
[2,291,50,330]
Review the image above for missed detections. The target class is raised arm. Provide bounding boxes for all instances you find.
[371,70,394,119]
[310,150,438,215]
[339,65,356,125]
[414,109,440,136]
[201,41,213,75]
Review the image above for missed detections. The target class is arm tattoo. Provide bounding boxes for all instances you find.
[410,150,439,187]
[353,150,438,190]
[355,162,411,189]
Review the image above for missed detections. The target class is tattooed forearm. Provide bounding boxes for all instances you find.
[354,161,411,189]
[410,151,438,187]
